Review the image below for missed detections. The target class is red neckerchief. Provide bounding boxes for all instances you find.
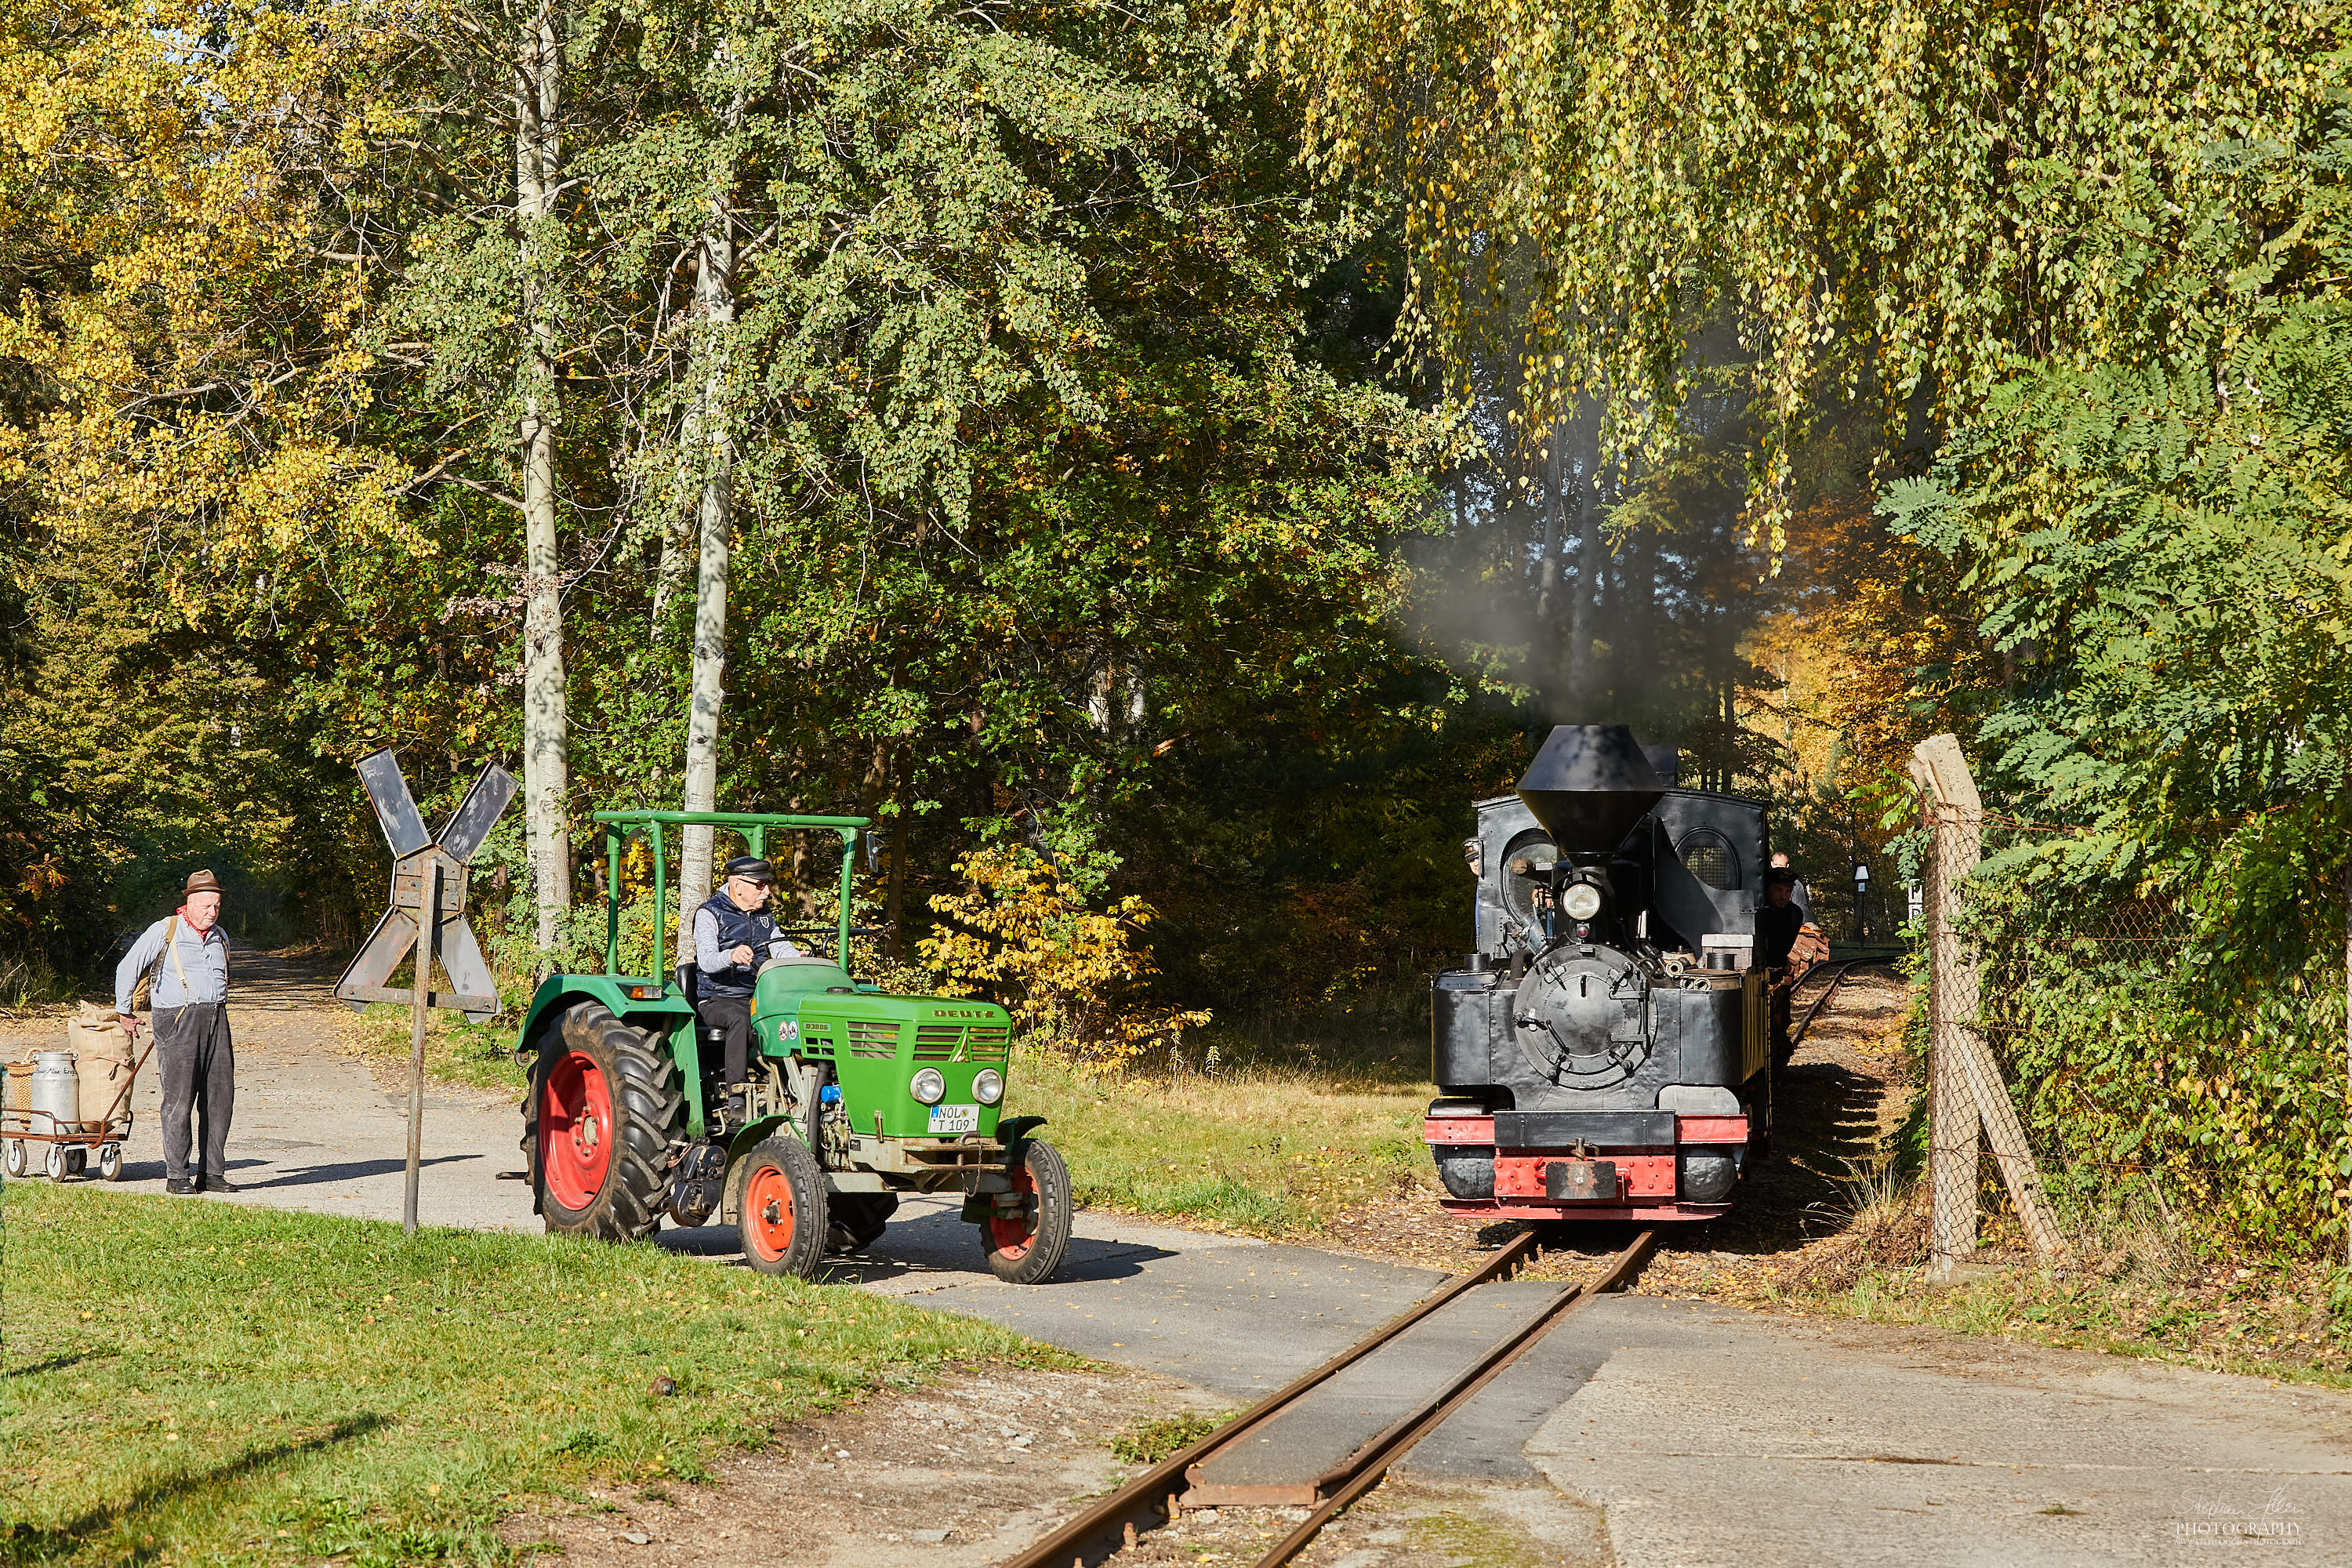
[176,906,224,943]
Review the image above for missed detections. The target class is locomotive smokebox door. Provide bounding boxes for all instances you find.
[1546,1158,1618,1201]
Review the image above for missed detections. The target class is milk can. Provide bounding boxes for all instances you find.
[30,1051,78,1125]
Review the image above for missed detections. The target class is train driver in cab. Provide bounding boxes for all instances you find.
[1760,865,1827,1060]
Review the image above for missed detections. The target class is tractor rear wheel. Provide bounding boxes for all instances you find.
[826,1192,898,1254]
[737,1135,827,1279]
[523,1002,684,1242]
[980,1138,1072,1284]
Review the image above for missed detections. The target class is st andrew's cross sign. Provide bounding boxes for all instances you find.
[332,750,517,1234]
[333,751,516,1021]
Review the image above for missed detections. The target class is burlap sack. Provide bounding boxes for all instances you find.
[67,1004,136,1127]
[69,1002,132,1062]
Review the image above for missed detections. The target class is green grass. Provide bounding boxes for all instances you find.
[348,1004,1443,1243]
[1005,1048,1437,1240]
[1107,1411,1229,1465]
[0,1183,1064,1566]
[1788,1261,2352,1391]
[347,1006,528,1095]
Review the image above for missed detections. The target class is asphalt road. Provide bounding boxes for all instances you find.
[18,967,2352,1565]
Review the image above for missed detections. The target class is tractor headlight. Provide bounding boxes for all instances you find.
[1562,880,1605,921]
[972,1069,1004,1105]
[909,1067,946,1105]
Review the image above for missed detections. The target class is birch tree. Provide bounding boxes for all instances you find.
[675,54,746,940]
[515,0,571,949]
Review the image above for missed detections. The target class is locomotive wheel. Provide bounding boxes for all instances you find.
[826,1192,898,1254]
[737,1135,828,1279]
[523,1002,684,1243]
[980,1138,1072,1285]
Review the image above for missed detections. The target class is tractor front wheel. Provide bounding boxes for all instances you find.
[524,1002,684,1243]
[737,1135,828,1279]
[980,1138,1072,1284]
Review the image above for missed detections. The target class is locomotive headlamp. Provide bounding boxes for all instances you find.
[909,1067,947,1105]
[1561,880,1605,921]
[972,1068,1005,1105]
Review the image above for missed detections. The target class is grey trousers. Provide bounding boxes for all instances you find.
[153,1003,234,1182]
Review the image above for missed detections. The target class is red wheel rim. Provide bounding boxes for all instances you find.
[987,1157,1039,1260]
[541,1050,613,1211]
[743,1163,797,1262]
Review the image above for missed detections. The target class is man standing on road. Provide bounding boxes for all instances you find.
[115,869,237,1196]
[692,856,800,1129]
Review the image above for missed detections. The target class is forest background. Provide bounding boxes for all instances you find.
[0,2,2343,1244]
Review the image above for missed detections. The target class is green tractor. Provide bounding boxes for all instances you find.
[513,809,1073,1283]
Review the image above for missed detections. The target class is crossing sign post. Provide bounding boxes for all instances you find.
[334,751,517,1233]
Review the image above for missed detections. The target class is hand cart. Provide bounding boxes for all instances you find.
[2,1040,153,1181]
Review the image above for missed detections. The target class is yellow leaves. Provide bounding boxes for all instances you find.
[0,0,414,601]
[921,845,1206,1069]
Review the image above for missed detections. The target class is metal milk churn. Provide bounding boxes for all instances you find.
[31,1051,79,1125]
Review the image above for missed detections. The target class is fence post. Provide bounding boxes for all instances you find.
[2342,863,2352,1271]
[1911,736,1980,1275]
[1911,735,2063,1269]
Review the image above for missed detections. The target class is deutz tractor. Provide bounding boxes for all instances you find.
[513,809,1073,1283]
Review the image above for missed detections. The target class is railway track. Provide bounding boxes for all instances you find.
[1004,1228,1657,1568]
[1788,950,1903,1051]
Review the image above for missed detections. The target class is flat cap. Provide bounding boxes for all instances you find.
[721,855,775,884]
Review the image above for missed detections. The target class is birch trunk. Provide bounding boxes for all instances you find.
[517,0,570,953]
[1565,408,1602,706]
[1534,416,1564,623]
[676,100,742,942]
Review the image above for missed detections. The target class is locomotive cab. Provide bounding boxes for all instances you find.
[1428,724,1770,1222]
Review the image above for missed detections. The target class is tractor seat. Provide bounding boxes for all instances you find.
[677,964,728,1051]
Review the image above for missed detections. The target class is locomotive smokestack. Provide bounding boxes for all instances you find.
[1515,724,1668,853]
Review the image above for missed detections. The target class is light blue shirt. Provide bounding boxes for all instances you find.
[115,917,230,1013]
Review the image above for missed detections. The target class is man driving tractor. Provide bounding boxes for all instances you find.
[691,855,800,1129]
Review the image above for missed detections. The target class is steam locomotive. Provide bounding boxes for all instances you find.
[1425,724,1770,1222]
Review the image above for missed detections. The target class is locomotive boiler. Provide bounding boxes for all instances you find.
[1426,724,1770,1221]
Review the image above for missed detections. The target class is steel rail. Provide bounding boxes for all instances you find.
[1001,1229,1547,1568]
[1251,1231,1658,1568]
[1788,952,1900,1050]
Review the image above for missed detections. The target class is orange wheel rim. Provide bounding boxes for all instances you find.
[745,1163,796,1261]
[542,1051,612,1210]
[987,1159,1040,1260]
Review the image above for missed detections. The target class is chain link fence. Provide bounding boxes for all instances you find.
[1909,732,2343,1274]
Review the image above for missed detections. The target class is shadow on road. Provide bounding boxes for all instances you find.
[655,1204,1175,1289]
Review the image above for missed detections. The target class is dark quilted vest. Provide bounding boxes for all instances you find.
[698,894,776,997]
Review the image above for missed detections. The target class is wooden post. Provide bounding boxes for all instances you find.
[1910,735,2063,1268]
[405,859,440,1237]
[1912,737,1981,1275]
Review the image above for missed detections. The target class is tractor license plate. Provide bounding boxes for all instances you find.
[928,1103,980,1135]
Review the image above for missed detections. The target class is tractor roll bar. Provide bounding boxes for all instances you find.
[589,810,870,980]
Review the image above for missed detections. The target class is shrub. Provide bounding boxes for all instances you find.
[922,845,1207,1069]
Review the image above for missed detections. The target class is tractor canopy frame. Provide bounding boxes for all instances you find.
[590,809,867,982]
